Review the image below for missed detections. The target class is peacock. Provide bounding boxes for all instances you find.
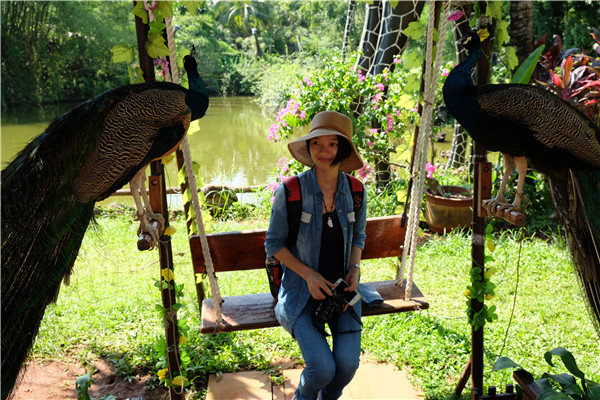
[443,31,600,336]
[1,54,209,399]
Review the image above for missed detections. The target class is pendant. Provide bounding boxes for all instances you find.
[327,216,333,228]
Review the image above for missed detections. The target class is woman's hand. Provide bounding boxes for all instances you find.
[344,267,360,292]
[305,269,334,300]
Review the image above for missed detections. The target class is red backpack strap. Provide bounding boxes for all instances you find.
[283,176,302,247]
[345,173,364,214]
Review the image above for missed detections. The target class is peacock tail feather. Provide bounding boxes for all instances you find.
[1,55,208,399]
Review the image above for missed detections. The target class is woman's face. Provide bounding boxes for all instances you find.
[309,135,339,170]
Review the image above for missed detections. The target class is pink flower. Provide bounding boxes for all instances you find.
[385,114,394,133]
[267,181,280,194]
[300,110,306,120]
[370,128,379,135]
[448,10,464,21]
[144,1,157,11]
[442,68,449,77]
[374,83,385,91]
[367,140,375,146]
[268,123,281,142]
[358,164,372,180]
[426,162,435,179]
[393,58,402,64]
[303,77,313,86]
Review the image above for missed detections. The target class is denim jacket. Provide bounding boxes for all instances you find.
[264,167,367,334]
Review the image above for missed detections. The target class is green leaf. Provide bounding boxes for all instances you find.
[504,46,519,71]
[110,44,134,64]
[132,1,148,24]
[181,1,200,16]
[492,357,521,371]
[485,1,503,21]
[496,19,510,48]
[403,21,425,40]
[396,93,415,109]
[75,372,92,400]
[155,1,174,19]
[588,385,600,398]
[537,391,572,400]
[545,347,586,380]
[145,33,170,58]
[511,45,544,84]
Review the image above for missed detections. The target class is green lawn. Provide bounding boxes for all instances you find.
[32,212,599,399]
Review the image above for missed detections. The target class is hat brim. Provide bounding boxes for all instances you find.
[287,128,363,172]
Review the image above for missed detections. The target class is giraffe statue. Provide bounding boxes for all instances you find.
[341,0,357,61]
[370,0,425,75]
[353,0,425,186]
[356,1,383,75]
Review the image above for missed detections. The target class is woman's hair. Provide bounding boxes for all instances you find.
[306,136,352,167]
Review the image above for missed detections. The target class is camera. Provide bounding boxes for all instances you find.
[313,278,361,324]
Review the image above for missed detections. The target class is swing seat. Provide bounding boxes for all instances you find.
[189,215,429,334]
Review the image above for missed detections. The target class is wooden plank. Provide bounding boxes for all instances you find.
[191,215,406,274]
[200,280,428,334]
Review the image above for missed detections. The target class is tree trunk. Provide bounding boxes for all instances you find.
[509,0,534,69]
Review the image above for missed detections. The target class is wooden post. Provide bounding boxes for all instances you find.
[134,3,184,399]
[471,5,494,399]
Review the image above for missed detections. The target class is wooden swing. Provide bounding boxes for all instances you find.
[184,3,458,335]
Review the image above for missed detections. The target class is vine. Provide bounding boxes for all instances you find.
[464,223,498,330]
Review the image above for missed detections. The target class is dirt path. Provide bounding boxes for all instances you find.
[12,358,167,400]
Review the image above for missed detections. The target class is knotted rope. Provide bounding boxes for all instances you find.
[400,2,450,301]
[156,8,223,325]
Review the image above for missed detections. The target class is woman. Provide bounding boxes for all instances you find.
[265,110,367,400]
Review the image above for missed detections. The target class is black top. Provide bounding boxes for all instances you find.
[318,211,345,283]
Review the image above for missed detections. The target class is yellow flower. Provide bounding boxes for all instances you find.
[179,334,188,346]
[161,154,175,165]
[486,238,496,253]
[485,293,494,301]
[172,375,189,387]
[164,226,176,236]
[485,267,497,279]
[157,368,168,381]
[463,289,472,297]
[161,268,174,282]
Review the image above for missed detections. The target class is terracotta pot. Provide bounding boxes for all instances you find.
[424,185,473,234]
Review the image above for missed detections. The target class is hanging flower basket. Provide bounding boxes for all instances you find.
[424,185,473,234]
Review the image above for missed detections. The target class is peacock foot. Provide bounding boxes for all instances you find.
[137,211,165,245]
[485,198,521,217]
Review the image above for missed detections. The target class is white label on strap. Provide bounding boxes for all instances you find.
[300,211,312,224]
[347,212,356,223]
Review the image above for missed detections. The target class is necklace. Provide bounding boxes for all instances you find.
[323,200,335,228]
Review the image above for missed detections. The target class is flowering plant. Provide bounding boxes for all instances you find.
[267,52,423,187]
[424,159,472,198]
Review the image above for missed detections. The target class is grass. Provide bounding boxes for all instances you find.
[30,210,599,399]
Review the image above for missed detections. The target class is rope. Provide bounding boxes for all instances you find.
[157,8,223,326]
[161,16,224,326]
[400,1,450,301]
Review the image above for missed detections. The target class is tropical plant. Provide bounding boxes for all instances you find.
[494,347,600,400]
[534,30,600,125]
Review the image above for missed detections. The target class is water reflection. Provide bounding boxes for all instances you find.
[1,97,288,188]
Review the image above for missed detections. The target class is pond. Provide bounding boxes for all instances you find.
[1,96,289,204]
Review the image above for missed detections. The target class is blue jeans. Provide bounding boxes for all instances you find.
[292,299,362,400]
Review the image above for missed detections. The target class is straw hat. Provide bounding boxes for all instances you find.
[287,111,363,172]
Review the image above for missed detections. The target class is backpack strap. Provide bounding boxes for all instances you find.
[283,176,302,247]
[345,173,364,216]
[285,174,363,247]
